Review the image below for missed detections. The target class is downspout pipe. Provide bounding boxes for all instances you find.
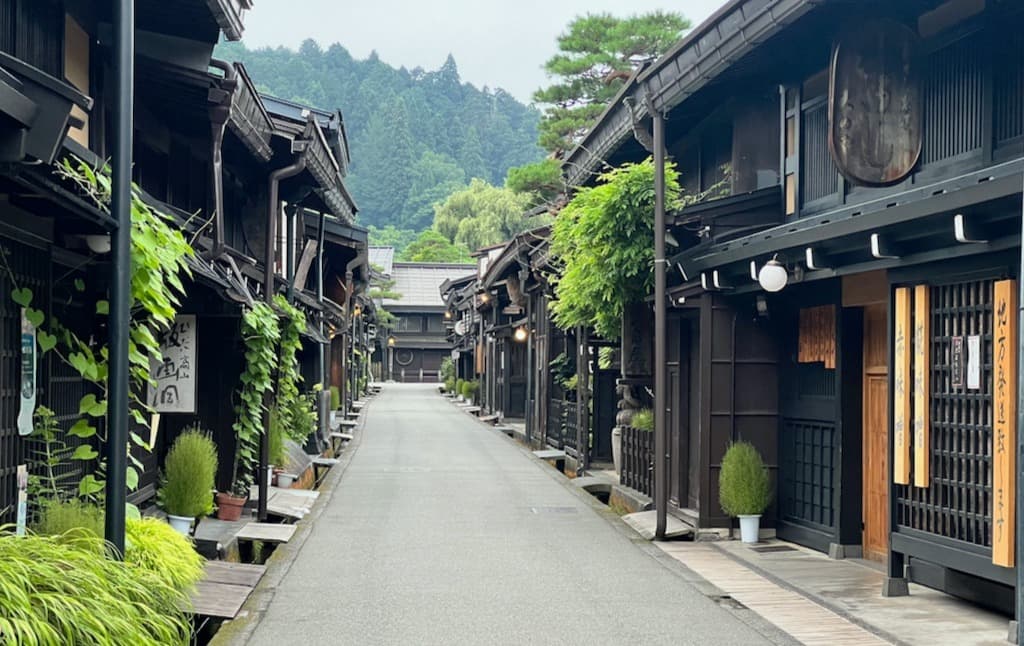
[341,249,367,408]
[257,156,306,522]
[316,212,326,386]
[105,0,134,557]
[653,111,668,540]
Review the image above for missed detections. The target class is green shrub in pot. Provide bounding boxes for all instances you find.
[719,441,771,517]
[159,428,218,520]
[630,408,654,431]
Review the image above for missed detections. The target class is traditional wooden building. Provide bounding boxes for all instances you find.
[565,0,1023,617]
[0,0,367,518]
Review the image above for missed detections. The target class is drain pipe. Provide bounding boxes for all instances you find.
[653,110,668,540]
[257,157,306,522]
[341,250,366,409]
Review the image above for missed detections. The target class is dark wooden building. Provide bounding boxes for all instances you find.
[565,0,1024,617]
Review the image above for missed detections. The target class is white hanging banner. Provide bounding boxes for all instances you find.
[149,315,197,413]
[17,308,36,436]
[15,465,27,536]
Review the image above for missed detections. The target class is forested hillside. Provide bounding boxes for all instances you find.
[216,40,544,230]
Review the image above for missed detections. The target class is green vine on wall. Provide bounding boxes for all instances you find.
[231,302,280,497]
[8,156,194,499]
[272,294,311,442]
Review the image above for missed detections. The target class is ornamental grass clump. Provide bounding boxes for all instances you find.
[718,441,772,517]
[159,428,217,519]
[32,497,104,537]
[125,517,204,595]
[0,530,192,645]
[630,408,654,432]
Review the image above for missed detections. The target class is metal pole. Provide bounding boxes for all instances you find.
[105,0,134,557]
[525,292,534,442]
[653,112,668,540]
[316,212,326,387]
[1015,173,1023,646]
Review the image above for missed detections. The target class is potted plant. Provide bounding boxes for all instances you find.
[719,441,772,543]
[159,428,217,535]
[456,378,466,401]
[630,408,654,432]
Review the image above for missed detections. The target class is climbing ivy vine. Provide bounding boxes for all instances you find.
[231,302,280,497]
[272,294,310,442]
[8,156,194,499]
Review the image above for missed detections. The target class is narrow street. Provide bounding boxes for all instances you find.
[245,384,781,645]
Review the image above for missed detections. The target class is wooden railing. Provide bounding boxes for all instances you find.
[621,426,653,497]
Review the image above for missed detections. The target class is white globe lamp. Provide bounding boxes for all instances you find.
[757,257,788,293]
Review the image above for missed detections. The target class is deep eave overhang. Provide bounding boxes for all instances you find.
[563,0,822,187]
[205,0,250,42]
[673,158,1024,282]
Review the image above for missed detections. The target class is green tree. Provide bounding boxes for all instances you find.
[368,225,419,256]
[398,151,466,230]
[433,179,547,251]
[505,158,564,206]
[533,12,689,155]
[549,158,681,339]
[401,229,473,263]
[348,95,416,227]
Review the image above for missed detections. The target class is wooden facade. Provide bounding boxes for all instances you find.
[564,0,1024,617]
[0,0,367,519]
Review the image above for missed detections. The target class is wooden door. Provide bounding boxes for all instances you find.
[862,304,889,562]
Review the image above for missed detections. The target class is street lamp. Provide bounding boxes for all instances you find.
[387,336,396,382]
[513,326,528,342]
[757,256,789,293]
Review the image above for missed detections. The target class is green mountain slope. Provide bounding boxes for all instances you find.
[217,40,543,230]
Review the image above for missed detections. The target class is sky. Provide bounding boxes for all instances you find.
[240,1,726,103]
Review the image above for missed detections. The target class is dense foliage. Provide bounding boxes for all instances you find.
[216,41,543,230]
[232,303,281,497]
[402,229,473,263]
[273,295,313,442]
[719,442,772,517]
[534,12,690,154]
[630,409,654,432]
[433,179,549,251]
[159,428,218,518]
[0,531,192,645]
[124,518,205,595]
[549,159,680,339]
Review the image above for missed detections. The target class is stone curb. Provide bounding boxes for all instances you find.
[207,395,373,646]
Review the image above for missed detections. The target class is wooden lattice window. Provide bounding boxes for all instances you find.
[896,279,993,547]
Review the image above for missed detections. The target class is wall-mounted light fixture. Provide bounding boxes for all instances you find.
[480,292,490,303]
[84,234,111,254]
[757,255,788,293]
[513,326,528,342]
[353,304,362,317]
[444,310,452,319]
[387,336,396,347]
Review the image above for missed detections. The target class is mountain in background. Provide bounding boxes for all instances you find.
[217,40,544,230]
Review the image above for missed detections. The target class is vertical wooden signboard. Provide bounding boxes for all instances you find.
[993,279,1017,567]
[913,285,931,487]
[893,287,912,484]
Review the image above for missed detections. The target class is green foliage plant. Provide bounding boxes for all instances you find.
[718,441,772,517]
[456,378,466,397]
[440,357,456,383]
[159,428,217,519]
[272,295,309,442]
[232,302,281,497]
[433,178,547,251]
[330,385,341,410]
[550,159,681,340]
[32,497,104,537]
[630,408,654,432]
[0,530,191,645]
[533,12,689,154]
[268,406,288,467]
[401,229,473,263]
[6,156,194,500]
[125,517,204,595]
[27,407,81,501]
[461,379,479,402]
[505,158,564,206]
[548,352,576,390]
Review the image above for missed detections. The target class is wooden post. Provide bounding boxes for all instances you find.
[913,285,931,488]
[893,287,911,484]
[993,279,1017,567]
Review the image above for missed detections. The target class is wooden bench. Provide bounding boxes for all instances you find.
[190,561,267,619]
[311,456,339,484]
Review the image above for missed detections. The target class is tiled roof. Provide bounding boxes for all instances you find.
[369,246,395,275]
[385,262,475,308]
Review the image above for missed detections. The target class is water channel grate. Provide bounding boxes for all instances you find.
[747,545,797,554]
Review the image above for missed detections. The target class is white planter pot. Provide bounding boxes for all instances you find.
[611,427,622,476]
[739,514,761,544]
[277,473,297,488]
[167,514,193,536]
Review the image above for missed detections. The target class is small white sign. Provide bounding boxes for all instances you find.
[18,309,35,436]
[149,315,197,413]
[967,334,981,390]
[15,465,27,537]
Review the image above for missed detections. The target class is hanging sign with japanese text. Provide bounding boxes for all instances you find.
[992,279,1016,567]
[148,315,197,414]
[913,285,931,488]
[18,308,36,436]
[893,287,911,484]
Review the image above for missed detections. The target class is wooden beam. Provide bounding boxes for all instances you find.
[913,285,930,488]
[871,233,901,260]
[993,279,1017,567]
[953,213,989,244]
[893,287,912,484]
[805,247,830,271]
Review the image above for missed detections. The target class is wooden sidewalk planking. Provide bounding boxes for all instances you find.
[659,546,888,646]
[236,522,297,544]
[191,561,267,619]
[203,560,266,587]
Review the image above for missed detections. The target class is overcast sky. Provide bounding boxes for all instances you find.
[241,1,726,103]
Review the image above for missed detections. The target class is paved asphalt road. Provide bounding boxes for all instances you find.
[246,384,782,645]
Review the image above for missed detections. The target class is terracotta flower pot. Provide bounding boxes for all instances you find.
[215,492,246,521]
